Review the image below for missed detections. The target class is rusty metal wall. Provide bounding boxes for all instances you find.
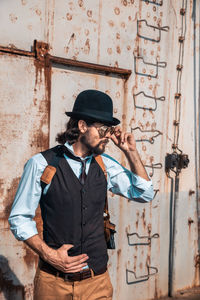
[0,1,199,299]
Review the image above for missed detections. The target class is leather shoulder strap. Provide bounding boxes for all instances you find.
[94,155,107,179]
[95,155,109,215]
[40,145,63,189]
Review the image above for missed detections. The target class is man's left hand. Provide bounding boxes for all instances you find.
[110,126,136,152]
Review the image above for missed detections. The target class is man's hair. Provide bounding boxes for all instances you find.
[56,118,94,145]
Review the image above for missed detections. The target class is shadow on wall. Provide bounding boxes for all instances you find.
[0,255,25,300]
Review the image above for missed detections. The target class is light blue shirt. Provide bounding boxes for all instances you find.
[8,142,154,241]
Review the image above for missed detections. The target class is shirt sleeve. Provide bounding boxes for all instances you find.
[8,153,47,241]
[101,154,154,203]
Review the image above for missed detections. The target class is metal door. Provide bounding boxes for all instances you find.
[0,1,199,299]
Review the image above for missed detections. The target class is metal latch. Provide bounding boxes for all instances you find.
[165,152,189,175]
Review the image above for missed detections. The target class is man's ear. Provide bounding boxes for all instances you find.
[78,120,87,134]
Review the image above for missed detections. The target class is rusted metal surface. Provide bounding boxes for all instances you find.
[0,1,200,300]
[49,54,132,77]
[0,46,34,58]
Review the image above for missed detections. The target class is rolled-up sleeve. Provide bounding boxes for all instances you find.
[8,154,46,241]
[102,154,154,202]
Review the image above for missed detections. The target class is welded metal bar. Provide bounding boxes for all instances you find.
[0,41,132,79]
[126,265,158,285]
[141,0,163,6]
[168,174,174,297]
[133,91,165,111]
[0,46,34,57]
[127,232,159,246]
[144,163,163,177]
[134,55,167,78]
[49,54,132,78]
[137,19,169,42]
[131,126,163,144]
[169,176,179,297]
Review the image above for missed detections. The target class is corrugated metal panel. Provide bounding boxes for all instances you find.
[0,0,199,299]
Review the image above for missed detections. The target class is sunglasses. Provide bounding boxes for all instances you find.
[94,125,115,138]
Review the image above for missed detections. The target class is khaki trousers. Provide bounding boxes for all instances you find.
[33,268,113,300]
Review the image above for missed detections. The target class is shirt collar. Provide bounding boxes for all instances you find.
[64,142,93,160]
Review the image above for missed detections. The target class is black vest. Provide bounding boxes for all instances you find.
[40,146,108,273]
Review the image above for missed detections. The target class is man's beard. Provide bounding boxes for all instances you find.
[80,135,109,155]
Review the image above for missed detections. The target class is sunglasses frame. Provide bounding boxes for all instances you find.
[94,124,115,138]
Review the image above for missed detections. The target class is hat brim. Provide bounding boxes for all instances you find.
[65,112,120,126]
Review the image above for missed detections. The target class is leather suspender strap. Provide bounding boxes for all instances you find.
[94,155,109,217]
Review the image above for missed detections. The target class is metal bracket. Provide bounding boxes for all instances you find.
[144,163,162,177]
[141,0,163,6]
[127,232,159,246]
[137,20,169,42]
[131,127,162,144]
[153,189,159,199]
[34,40,49,61]
[134,55,167,78]
[165,152,189,175]
[133,91,165,111]
[126,264,158,284]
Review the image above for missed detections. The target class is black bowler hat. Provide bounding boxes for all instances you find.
[65,89,120,126]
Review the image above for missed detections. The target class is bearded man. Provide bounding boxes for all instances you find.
[9,90,154,300]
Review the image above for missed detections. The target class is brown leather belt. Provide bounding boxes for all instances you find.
[39,259,107,282]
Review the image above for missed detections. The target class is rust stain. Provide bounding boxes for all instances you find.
[83,39,90,55]
[116,91,120,98]
[9,13,18,23]
[35,9,42,16]
[66,13,72,21]
[108,20,114,27]
[189,190,195,196]
[84,29,89,36]
[142,145,147,151]
[154,277,158,299]
[116,33,120,40]
[122,0,128,6]
[87,10,92,18]
[107,48,112,55]
[121,22,126,28]
[1,177,21,219]
[23,244,38,269]
[64,46,69,54]
[78,0,84,7]
[114,61,119,68]
[97,0,102,64]
[116,46,121,54]
[114,7,120,15]
[27,24,33,31]
[21,0,27,5]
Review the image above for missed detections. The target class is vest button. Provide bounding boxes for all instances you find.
[83,222,86,225]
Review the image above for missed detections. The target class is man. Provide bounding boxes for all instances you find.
[9,89,154,300]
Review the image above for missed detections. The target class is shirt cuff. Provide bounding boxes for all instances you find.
[10,220,38,241]
[131,173,153,189]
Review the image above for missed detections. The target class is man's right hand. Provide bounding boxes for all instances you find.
[47,244,89,273]
[25,235,89,273]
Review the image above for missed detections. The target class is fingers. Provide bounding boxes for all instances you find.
[64,263,88,273]
[67,253,89,263]
[66,255,89,266]
[60,244,74,251]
